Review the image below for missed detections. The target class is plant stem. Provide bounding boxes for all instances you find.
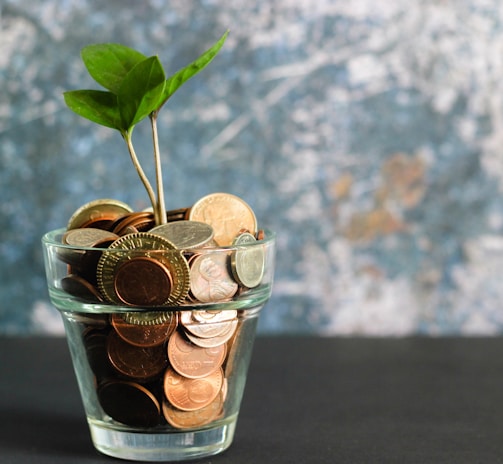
[150,112,167,225]
[122,130,158,222]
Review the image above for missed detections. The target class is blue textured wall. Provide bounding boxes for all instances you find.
[2,1,503,335]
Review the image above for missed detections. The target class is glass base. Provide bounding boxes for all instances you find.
[88,418,236,461]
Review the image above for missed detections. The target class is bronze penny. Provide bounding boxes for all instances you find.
[111,312,176,347]
[113,256,173,306]
[189,253,238,303]
[112,212,155,236]
[98,380,160,428]
[107,331,167,381]
[163,367,223,412]
[167,330,226,379]
[61,274,104,302]
[188,193,257,246]
[162,392,223,429]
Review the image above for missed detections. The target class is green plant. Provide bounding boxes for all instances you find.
[64,31,229,225]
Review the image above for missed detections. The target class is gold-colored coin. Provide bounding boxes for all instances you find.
[111,312,177,347]
[96,232,190,306]
[150,220,214,249]
[188,193,257,246]
[189,253,238,303]
[230,232,265,288]
[67,198,133,230]
[163,366,224,412]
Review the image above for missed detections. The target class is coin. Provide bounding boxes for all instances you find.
[113,256,173,306]
[112,212,155,236]
[184,319,238,348]
[167,330,226,379]
[163,367,223,412]
[189,253,238,303]
[188,193,257,246]
[162,392,223,429]
[230,232,265,288]
[150,221,214,249]
[62,228,120,248]
[61,274,104,302]
[180,310,237,339]
[107,331,168,381]
[111,312,176,347]
[96,232,190,306]
[67,198,133,230]
[98,380,160,427]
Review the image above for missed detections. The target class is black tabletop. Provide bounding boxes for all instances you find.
[2,336,503,463]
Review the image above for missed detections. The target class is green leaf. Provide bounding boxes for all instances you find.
[81,43,147,94]
[63,90,121,129]
[159,30,229,108]
[118,55,166,130]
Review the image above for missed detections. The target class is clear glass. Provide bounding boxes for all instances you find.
[41,228,275,461]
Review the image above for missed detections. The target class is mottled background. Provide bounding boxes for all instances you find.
[2,0,503,335]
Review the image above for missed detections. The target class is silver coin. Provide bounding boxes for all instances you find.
[150,220,215,249]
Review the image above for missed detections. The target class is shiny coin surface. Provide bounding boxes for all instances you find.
[188,193,257,246]
[180,310,237,339]
[112,212,155,236]
[67,198,133,230]
[162,392,223,429]
[107,331,168,381]
[184,319,238,348]
[150,220,214,249]
[163,367,223,412]
[111,312,177,347]
[113,256,173,306]
[231,232,265,288]
[96,233,190,306]
[189,253,238,303]
[167,330,226,379]
[62,228,120,248]
[98,380,160,428]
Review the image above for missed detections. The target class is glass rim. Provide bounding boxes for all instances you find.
[42,227,276,253]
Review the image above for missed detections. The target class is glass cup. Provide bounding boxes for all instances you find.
[42,228,275,461]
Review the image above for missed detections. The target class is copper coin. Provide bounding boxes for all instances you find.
[167,330,226,379]
[112,212,155,236]
[111,312,176,347]
[97,233,190,306]
[163,367,223,412]
[113,256,173,306]
[61,274,104,302]
[98,380,160,427]
[189,253,238,303]
[162,392,223,429]
[188,193,257,246]
[67,198,133,230]
[107,331,167,381]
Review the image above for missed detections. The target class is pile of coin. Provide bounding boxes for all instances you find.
[58,192,268,430]
[58,192,267,307]
[83,308,241,429]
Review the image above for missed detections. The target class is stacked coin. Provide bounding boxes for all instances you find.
[82,309,240,429]
[59,193,267,307]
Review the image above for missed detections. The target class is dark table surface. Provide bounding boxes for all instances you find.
[2,336,503,463]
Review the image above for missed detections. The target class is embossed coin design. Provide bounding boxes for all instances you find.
[231,232,265,288]
[111,312,176,347]
[189,253,238,303]
[96,232,190,306]
[188,193,257,246]
[184,319,238,348]
[67,198,133,230]
[163,367,224,411]
[107,331,168,381]
[167,330,226,379]
[98,380,161,428]
[150,220,215,249]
